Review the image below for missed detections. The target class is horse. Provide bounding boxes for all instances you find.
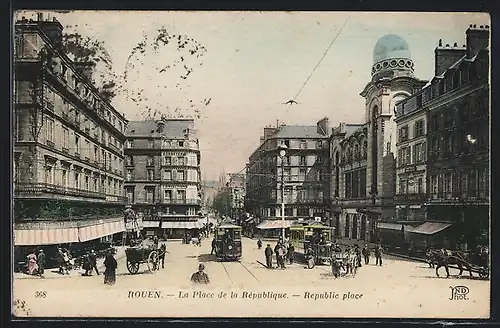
[427,249,473,278]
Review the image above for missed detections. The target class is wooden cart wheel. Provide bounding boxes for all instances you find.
[127,260,139,274]
[147,251,158,272]
[479,268,489,279]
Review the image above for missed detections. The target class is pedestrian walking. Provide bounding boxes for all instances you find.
[355,245,362,268]
[257,239,262,250]
[265,244,273,269]
[191,263,210,284]
[287,244,295,264]
[158,244,166,269]
[375,244,383,266]
[26,251,38,275]
[89,250,99,275]
[103,250,117,285]
[362,244,370,264]
[82,253,92,276]
[277,245,286,269]
[37,249,45,278]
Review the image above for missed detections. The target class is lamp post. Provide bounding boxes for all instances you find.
[278,142,288,241]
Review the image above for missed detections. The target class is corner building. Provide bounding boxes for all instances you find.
[330,35,427,243]
[13,14,128,258]
[124,119,203,238]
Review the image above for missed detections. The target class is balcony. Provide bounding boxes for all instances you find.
[105,194,128,203]
[395,193,427,202]
[428,191,489,204]
[46,101,54,111]
[46,140,55,148]
[159,198,200,205]
[15,182,106,200]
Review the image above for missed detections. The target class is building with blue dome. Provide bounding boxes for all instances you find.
[371,34,415,80]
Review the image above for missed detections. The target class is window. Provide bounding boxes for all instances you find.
[284,168,291,181]
[62,128,69,150]
[414,120,424,138]
[146,188,154,203]
[147,169,154,181]
[45,166,53,184]
[399,178,407,194]
[74,172,80,189]
[177,170,185,181]
[178,141,184,147]
[177,190,186,200]
[178,156,186,166]
[444,172,452,193]
[299,168,306,180]
[45,119,54,143]
[164,156,172,165]
[61,170,67,187]
[317,140,323,148]
[85,175,90,190]
[164,170,172,180]
[416,177,423,194]
[126,140,134,148]
[300,156,306,166]
[300,140,307,149]
[399,125,409,142]
[75,135,80,154]
[148,140,154,148]
[126,156,133,166]
[84,140,91,160]
[126,187,134,203]
[164,190,172,201]
[126,169,133,180]
[147,156,154,166]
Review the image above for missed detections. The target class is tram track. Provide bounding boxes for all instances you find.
[219,260,261,284]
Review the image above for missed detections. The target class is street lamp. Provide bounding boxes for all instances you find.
[278,142,288,241]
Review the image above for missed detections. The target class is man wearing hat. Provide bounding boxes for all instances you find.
[37,249,46,278]
[190,263,210,284]
[89,249,99,275]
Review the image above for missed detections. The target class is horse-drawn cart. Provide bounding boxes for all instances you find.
[426,248,489,279]
[125,238,158,274]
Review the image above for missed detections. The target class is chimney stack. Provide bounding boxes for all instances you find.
[466,24,490,59]
[434,39,466,76]
[38,15,64,48]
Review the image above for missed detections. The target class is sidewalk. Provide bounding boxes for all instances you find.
[14,246,128,280]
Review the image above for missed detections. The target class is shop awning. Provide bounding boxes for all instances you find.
[256,220,293,230]
[14,228,79,246]
[161,221,202,229]
[407,222,452,235]
[377,222,403,231]
[142,221,161,228]
[78,220,126,242]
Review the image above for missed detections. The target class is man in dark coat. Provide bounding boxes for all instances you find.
[257,239,263,249]
[354,245,362,267]
[158,244,167,269]
[104,250,117,285]
[82,253,92,276]
[375,244,383,266]
[37,249,46,278]
[287,244,295,264]
[362,244,370,264]
[89,250,99,275]
[191,263,210,284]
[265,244,273,269]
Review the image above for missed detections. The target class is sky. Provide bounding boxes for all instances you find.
[16,11,489,181]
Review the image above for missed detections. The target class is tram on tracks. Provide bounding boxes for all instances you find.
[289,221,335,266]
[214,223,242,261]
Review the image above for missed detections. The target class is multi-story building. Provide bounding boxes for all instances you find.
[227,173,246,220]
[13,13,128,254]
[246,118,330,226]
[124,118,203,238]
[424,25,489,249]
[330,34,427,243]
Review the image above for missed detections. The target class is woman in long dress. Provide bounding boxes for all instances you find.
[26,252,38,275]
[104,250,117,285]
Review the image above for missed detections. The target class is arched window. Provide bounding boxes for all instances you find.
[347,147,353,163]
[335,151,340,165]
[363,140,368,158]
[354,143,360,161]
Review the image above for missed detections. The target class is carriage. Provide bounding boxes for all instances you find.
[214,223,242,261]
[289,221,335,266]
[426,247,489,279]
[125,238,158,274]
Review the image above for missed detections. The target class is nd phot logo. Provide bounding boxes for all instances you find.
[449,285,469,300]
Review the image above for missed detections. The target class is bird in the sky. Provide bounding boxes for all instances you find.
[283,100,299,105]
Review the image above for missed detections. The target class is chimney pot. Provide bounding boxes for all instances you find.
[473,24,476,28]
[454,42,458,47]
[463,45,466,47]
[480,25,484,28]
[485,25,490,28]
[446,44,450,47]
[438,39,443,47]
[53,17,57,22]
[470,24,473,28]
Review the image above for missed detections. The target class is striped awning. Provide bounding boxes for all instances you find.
[406,222,452,235]
[161,221,202,229]
[78,220,126,242]
[377,222,403,231]
[256,220,293,230]
[14,228,79,246]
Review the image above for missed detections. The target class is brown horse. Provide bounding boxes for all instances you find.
[427,249,473,278]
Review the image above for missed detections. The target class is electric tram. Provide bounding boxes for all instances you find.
[289,221,335,266]
[214,223,242,261]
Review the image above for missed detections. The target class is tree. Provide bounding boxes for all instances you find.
[211,189,231,217]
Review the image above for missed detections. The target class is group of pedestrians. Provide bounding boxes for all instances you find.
[26,249,46,278]
[263,237,295,269]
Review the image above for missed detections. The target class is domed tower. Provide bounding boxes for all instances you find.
[360,34,427,208]
[371,34,415,81]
